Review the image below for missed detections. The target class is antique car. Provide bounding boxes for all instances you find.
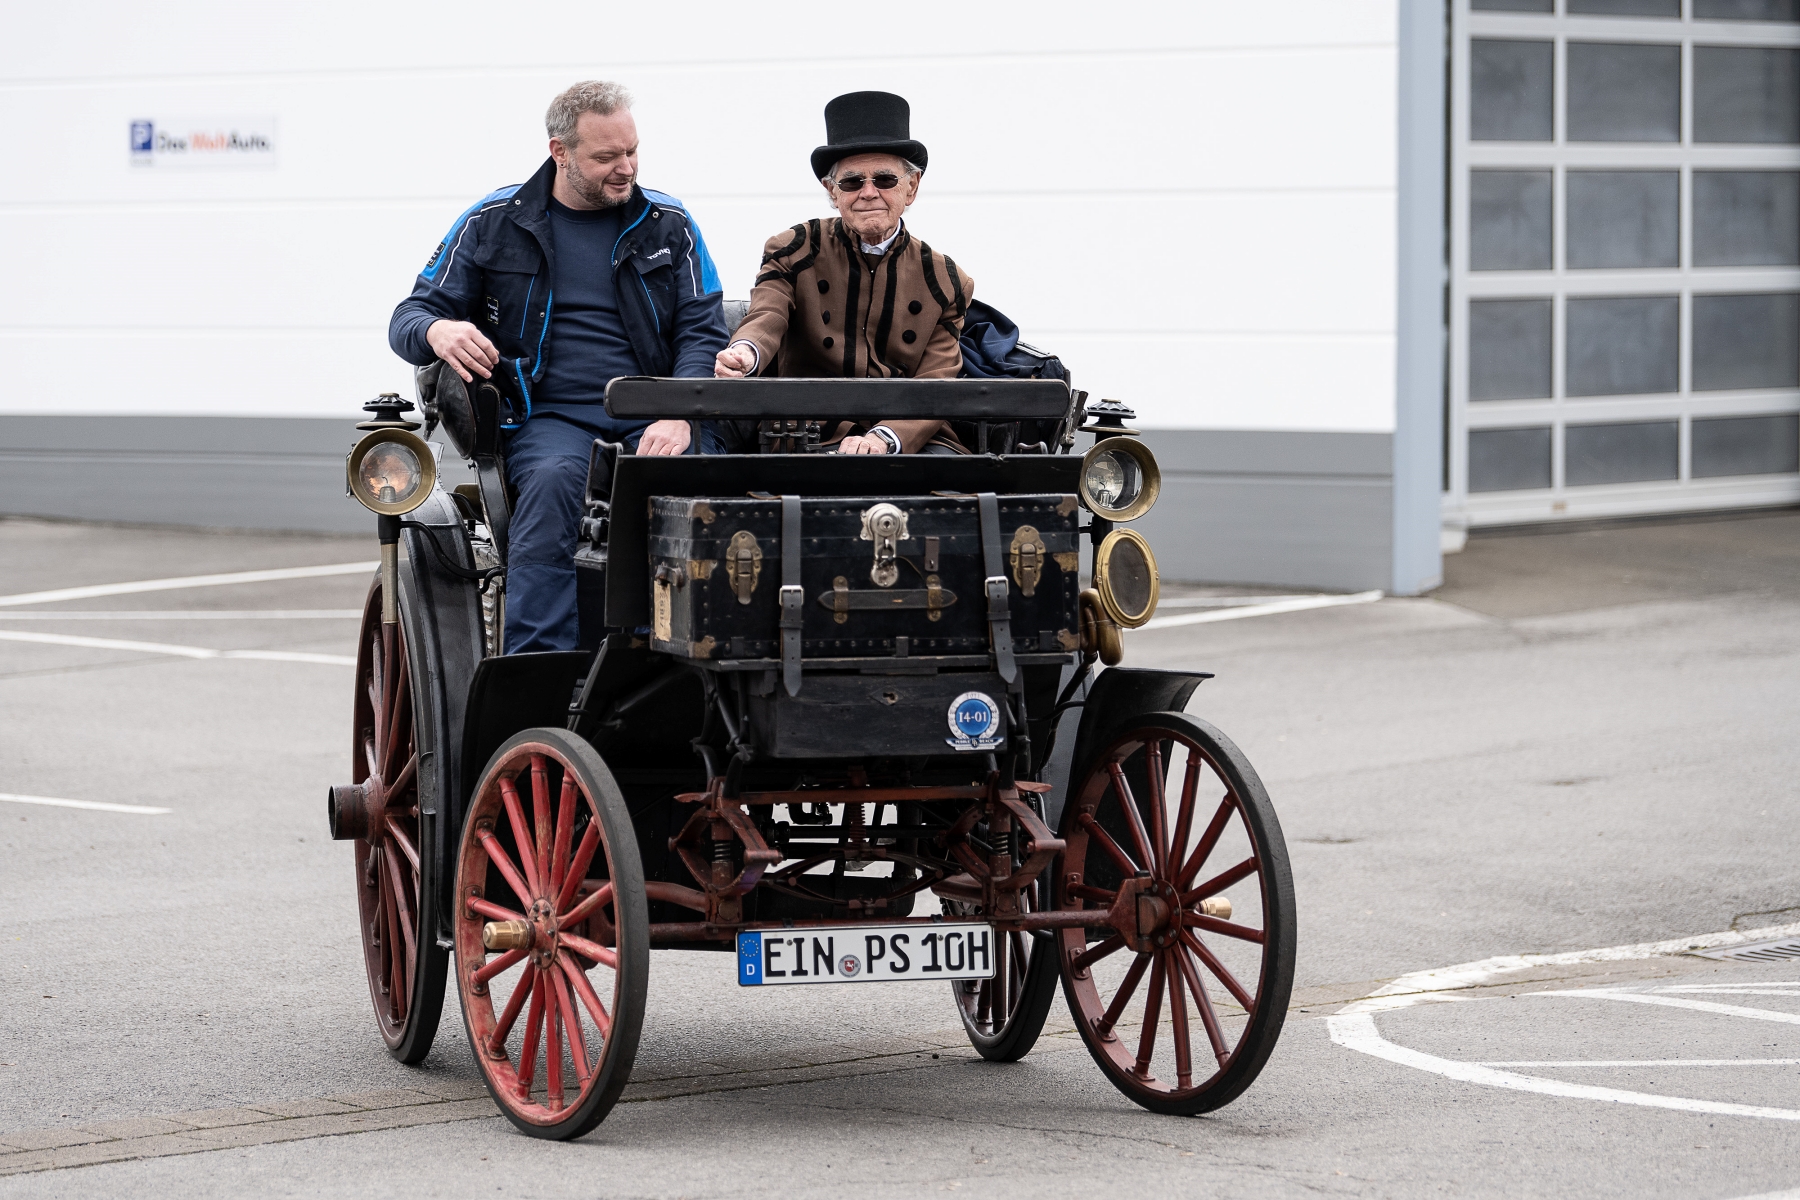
[327,365,1295,1139]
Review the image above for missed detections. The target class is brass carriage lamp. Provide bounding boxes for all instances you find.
[346,394,437,626]
[1073,402,1163,663]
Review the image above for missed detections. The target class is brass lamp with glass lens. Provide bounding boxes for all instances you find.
[1077,436,1160,522]
[346,396,437,629]
[1093,528,1160,629]
[348,428,436,517]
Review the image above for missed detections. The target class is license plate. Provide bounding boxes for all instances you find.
[736,923,996,987]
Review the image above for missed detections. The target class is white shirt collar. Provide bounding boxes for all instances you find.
[860,220,904,256]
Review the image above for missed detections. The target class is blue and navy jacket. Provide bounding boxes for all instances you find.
[389,157,728,415]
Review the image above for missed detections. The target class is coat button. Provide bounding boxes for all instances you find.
[818,280,830,293]
[902,329,917,344]
[821,311,831,324]
[908,300,922,315]
[823,336,835,348]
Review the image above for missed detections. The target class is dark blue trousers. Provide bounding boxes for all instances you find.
[502,413,719,654]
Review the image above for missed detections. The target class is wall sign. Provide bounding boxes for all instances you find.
[129,118,278,169]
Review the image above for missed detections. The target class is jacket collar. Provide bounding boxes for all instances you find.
[831,216,911,261]
[509,157,652,252]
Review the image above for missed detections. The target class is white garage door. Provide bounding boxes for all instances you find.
[1448,0,1800,526]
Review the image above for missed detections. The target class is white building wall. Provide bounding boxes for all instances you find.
[0,0,1400,433]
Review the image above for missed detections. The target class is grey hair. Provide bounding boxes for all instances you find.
[823,156,922,186]
[546,80,633,147]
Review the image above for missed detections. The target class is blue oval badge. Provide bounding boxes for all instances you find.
[946,691,1004,751]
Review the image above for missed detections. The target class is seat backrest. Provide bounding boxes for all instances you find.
[723,298,750,339]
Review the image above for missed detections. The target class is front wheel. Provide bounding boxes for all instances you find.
[1055,713,1295,1115]
[453,728,648,1140]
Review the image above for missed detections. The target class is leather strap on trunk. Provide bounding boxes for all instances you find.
[780,494,803,696]
[977,492,1018,685]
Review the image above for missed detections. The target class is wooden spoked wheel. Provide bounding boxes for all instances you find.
[454,728,648,1140]
[944,846,1060,1061]
[350,577,447,1062]
[1055,713,1295,1115]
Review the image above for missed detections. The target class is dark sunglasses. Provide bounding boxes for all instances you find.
[832,171,902,192]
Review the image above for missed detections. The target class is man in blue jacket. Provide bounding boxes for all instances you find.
[390,80,728,653]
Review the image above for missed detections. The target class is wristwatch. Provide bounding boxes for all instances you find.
[869,425,903,455]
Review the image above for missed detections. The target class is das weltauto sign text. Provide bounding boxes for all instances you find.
[129,118,278,169]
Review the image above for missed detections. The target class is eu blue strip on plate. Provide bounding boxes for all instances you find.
[738,931,763,985]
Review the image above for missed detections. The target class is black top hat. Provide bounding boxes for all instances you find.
[810,91,928,181]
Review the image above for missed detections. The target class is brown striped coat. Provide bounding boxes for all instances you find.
[733,217,974,381]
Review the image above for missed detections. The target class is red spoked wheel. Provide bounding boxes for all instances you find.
[454,727,648,1140]
[945,843,1060,1061]
[344,576,446,1062]
[1055,713,1295,1115]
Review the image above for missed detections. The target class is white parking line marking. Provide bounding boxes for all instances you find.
[1478,1059,1800,1067]
[1534,989,1800,1025]
[1331,920,1800,1016]
[1139,590,1383,631]
[0,630,355,666]
[1329,1012,1800,1121]
[1724,1190,1800,1200]
[0,792,170,815]
[1151,595,1324,609]
[0,562,376,608]
[0,610,362,621]
[1327,919,1800,1123]
[1657,982,1800,994]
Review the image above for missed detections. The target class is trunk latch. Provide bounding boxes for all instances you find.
[859,502,908,587]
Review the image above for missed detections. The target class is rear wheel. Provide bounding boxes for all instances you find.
[944,840,1060,1061]
[454,728,648,1140]
[347,574,447,1062]
[1055,713,1295,1115]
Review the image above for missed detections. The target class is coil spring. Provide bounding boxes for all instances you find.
[991,829,1014,859]
[711,837,734,864]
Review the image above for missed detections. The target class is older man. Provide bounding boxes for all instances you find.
[390,80,727,652]
[713,91,974,455]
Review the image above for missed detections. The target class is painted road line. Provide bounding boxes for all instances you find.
[1139,590,1384,631]
[1150,595,1322,609]
[0,610,362,621]
[0,630,355,666]
[0,793,170,815]
[1328,919,1800,1015]
[1534,989,1800,1025]
[1477,1059,1800,1067]
[1327,919,1800,1123]
[0,562,376,608]
[1329,1012,1800,1122]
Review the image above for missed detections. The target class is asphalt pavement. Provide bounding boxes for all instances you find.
[1,507,1796,1198]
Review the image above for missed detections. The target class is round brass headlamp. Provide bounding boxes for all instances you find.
[1093,528,1161,628]
[1078,436,1160,522]
[347,428,436,516]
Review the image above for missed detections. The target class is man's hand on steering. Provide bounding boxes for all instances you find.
[636,419,692,456]
[426,319,499,383]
